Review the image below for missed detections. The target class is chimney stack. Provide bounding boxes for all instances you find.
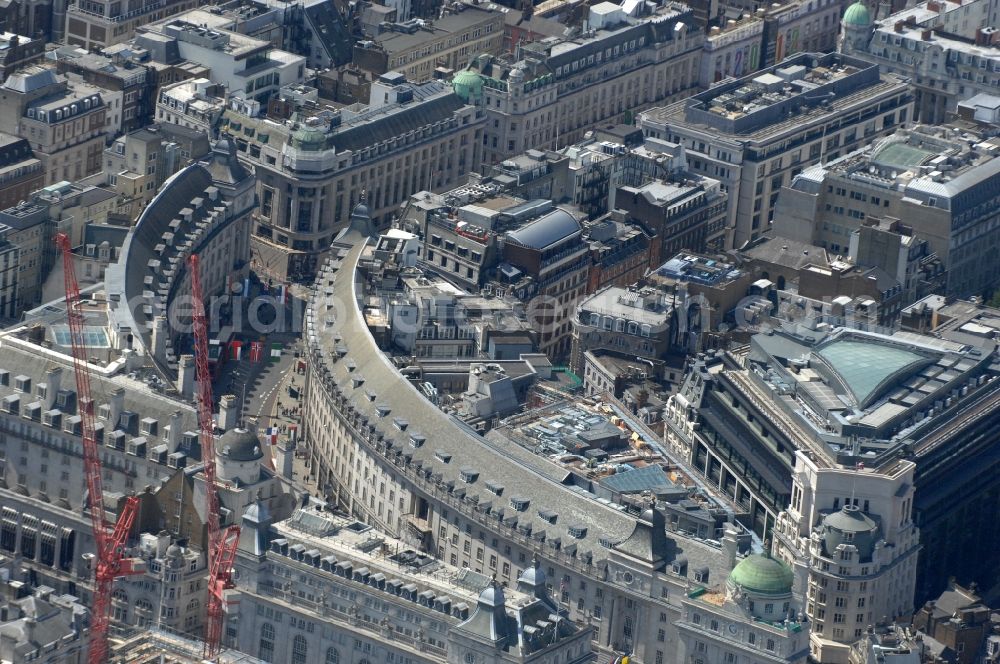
[167,410,183,453]
[108,387,125,427]
[218,394,239,431]
[43,367,62,410]
[178,355,195,399]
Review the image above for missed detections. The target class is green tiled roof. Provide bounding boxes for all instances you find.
[843,1,872,26]
[729,554,793,595]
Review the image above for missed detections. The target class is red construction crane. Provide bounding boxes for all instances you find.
[188,254,241,661]
[55,233,142,664]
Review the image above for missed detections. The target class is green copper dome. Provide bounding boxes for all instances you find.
[843,1,872,26]
[290,124,327,151]
[729,554,794,595]
[452,69,484,103]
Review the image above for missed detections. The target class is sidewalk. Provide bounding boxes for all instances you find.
[260,355,322,495]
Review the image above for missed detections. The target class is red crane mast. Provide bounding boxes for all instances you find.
[56,232,142,664]
[188,254,241,660]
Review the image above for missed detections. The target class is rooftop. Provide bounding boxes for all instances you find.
[504,208,581,250]
[577,285,675,324]
[788,124,1000,205]
[642,52,907,142]
[815,340,930,408]
[225,79,469,156]
[270,508,531,608]
[372,5,502,56]
[745,325,997,467]
[305,220,741,580]
[656,253,743,287]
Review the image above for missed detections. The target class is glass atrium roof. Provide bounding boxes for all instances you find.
[51,324,111,348]
[815,340,928,407]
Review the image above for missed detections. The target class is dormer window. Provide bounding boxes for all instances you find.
[510,496,529,512]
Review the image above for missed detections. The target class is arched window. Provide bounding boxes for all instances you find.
[291,635,308,664]
[112,589,128,623]
[134,599,153,628]
[602,316,613,330]
[325,648,340,664]
[615,319,625,332]
[626,322,638,335]
[640,324,651,338]
[259,623,275,662]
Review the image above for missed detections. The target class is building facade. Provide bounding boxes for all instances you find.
[840,0,1000,124]
[676,551,810,664]
[570,285,677,394]
[231,506,594,664]
[454,1,704,167]
[105,138,254,379]
[64,0,199,51]
[0,135,43,210]
[0,67,108,186]
[224,75,485,282]
[354,2,505,83]
[155,78,226,135]
[499,207,590,360]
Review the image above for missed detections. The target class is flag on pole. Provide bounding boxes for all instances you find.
[278,284,287,304]
[266,427,278,445]
[242,278,250,298]
[856,462,865,471]
[270,342,283,360]
[229,340,242,361]
[248,341,264,363]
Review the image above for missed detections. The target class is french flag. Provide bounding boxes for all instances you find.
[266,427,279,445]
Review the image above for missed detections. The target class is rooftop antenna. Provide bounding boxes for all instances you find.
[850,460,865,508]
